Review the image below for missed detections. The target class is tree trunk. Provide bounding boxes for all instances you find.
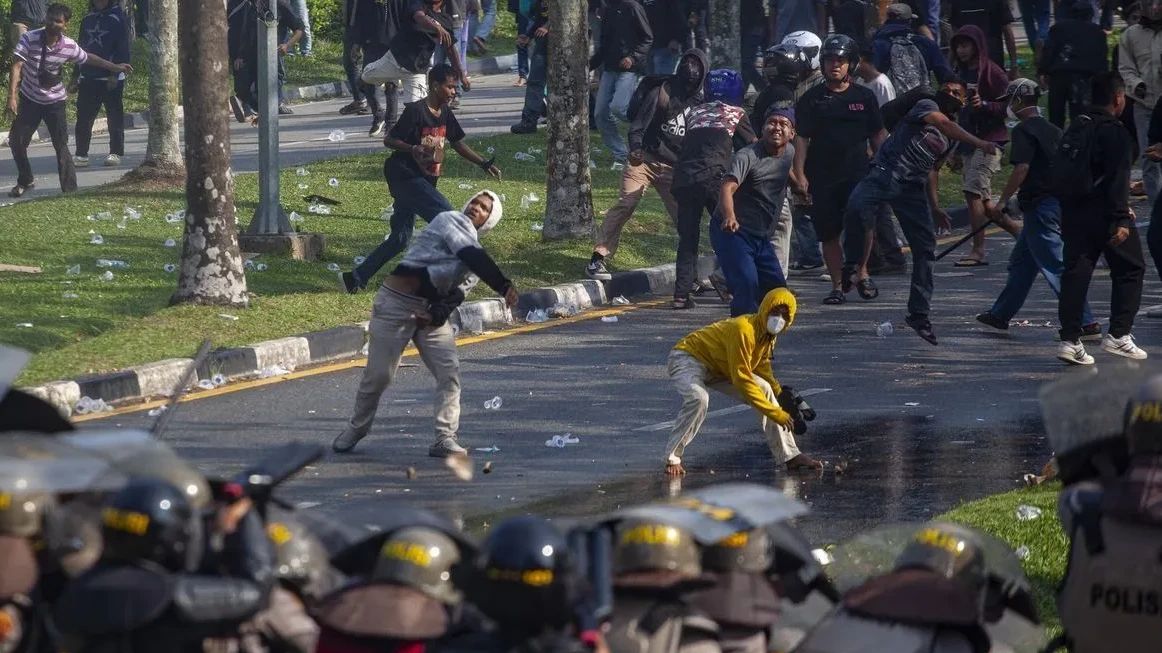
[708,0,740,70]
[542,1,594,241]
[133,0,184,181]
[171,0,249,307]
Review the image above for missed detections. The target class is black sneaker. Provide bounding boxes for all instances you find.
[229,95,247,123]
[586,259,612,281]
[369,118,386,138]
[340,271,361,294]
[339,100,370,116]
[510,121,538,134]
[278,104,294,115]
[976,311,1008,331]
[906,314,938,345]
[1080,322,1103,341]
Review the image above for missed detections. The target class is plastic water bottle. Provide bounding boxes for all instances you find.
[1015,505,1042,521]
[876,321,893,337]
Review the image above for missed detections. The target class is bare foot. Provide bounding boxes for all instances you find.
[786,453,823,472]
[665,463,686,476]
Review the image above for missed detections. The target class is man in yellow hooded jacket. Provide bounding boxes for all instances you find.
[664,287,821,475]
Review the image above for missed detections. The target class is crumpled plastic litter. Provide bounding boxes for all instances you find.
[876,321,893,337]
[328,129,346,143]
[1015,545,1030,561]
[211,373,226,386]
[308,204,332,215]
[163,264,176,273]
[475,445,500,453]
[1010,320,1054,328]
[527,147,542,155]
[197,379,215,390]
[297,183,309,190]
[483,396,503,410]
[62,292,78,299]
[904,402,920,407]
[811,548,833,565]
[66,264,80,275]
[486,146,495,154]
[115,218,128,230]
[99,271,114,282]
[544,434,580,448]
[244,260,255,269]
[328,178,339,188]
[259,364,292,378]
[458,183,474,190]
[526,308,549,323]
[296,167,309,176]
[601,316,619,323]
[74,396,112,414]
[164,238,176,247]
[380,207,394,221]
[164,211,184,224]
[548,303,577,318]
[589,160,597,169]
[514,152,535,162]
[255,263,268,271]
[288,211,303,223]
[124,207,141,220]
[147,406,167,417]
[611,296,630,305]
[97,259,128,268]
[610,162,625,171]
[526,192,540,202]
[89,233,104,245]
[530,221,543,231]
[353,256,366,265]
[1015,505,1042,521]
[15,322,32,328]
[326,263,340,272]
[218,313,239,321]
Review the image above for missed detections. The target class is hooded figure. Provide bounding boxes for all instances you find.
[949,25,1009,144]
[1038,0,1108,127]
[333,191,519,458]
[663,288,819,475]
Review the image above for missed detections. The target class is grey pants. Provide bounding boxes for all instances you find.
[665,350,800,466]
[345,286,460,443]
[769,194,794,275]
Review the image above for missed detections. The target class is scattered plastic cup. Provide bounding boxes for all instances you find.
[514,152,536,162]
[611,296,631,306]
[89,233,104,245]
[1015,545,1030,561]
[530,221,543,231]
[526,308,549,323]
[100,271,114,282]
[327,263,340,272]
[328,178,340,188]
[876,321,893,337]
[164,238,176,247]
[163,263,176,273]
[96,259,128,268]
[66,264,80,275]
[255,263,268,271]
[1015,505,1042,521]
[601,316,619,324]
[484,396,503,410]
[296,167,309,176]
[458,183,474,190]
[328,129,346,143]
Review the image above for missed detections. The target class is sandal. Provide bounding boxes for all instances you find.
[822,289,846,305]
[856,277,879,300]
[672,296,697,310]
[8,183,33,198]
[512,76,527,87]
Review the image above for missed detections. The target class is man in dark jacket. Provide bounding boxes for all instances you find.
[587,48,707,282]
[1038,0,1107,128]
[509,0,548,133]
[590,0,652,164]
[643,0,687,74]
[1058,72,1148,364]
[344,0,406,134]
[73,0,130,168]
[227,0,304,120]
[872,3,952,94]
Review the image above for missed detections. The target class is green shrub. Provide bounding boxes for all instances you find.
[306,0,341,42]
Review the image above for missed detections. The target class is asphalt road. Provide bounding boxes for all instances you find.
[0,72,527,201]
[85,221,1162,545]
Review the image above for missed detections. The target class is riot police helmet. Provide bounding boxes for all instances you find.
[893,522,988,595]
[373,526,463,605]
[100,477,202,573]
[612,515,702,578]
[468,516,577,628]
[702,527,774,574]
[1124,374,1162,455]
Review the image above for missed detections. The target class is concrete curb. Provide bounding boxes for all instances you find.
[0,55,515,148]
[23,255,715,417]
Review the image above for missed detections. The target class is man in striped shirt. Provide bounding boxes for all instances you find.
[5,3,132,197]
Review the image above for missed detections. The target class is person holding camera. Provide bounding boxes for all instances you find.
[6,2,131,197]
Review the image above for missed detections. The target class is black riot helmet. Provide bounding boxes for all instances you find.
[100,478,203,573]
[763,43,807,87]
[467,516,579,629]
[1124,374,1162,455]
[893,523,988,597]
[702,527,774,574]
[819,34,860,71]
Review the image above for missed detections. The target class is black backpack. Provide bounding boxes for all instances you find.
[626,75,671,122]
[1050,114,1106,199]
[881,85,936,131]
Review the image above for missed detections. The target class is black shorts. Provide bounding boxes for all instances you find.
[810,178,859,243]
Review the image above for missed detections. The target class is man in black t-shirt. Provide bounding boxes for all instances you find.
[792,34,885,306]
[976,79,1100,338]
[342,65,500,293]
[948,0,1018,77]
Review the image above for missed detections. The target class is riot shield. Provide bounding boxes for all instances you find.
[0,434,124,493]
[330,505,476,576]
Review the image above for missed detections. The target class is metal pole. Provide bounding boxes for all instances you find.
[247,0,291,234]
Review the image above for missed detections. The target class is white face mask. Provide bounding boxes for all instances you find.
[766,315,787,336]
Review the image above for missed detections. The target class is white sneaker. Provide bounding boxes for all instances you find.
[74,155,89,168]
[1101,333,1148,360]
[104,154,121,166]
[1057,340,1095,366]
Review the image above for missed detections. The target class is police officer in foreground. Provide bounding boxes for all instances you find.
[436,516,591,653]
[54,478,274,652]
[605,515,722,653]
[1048,371,1162,652]
[686,528,779,653]
[791,522,1041,653]
[313,525,467,652]
[0,491,54,653]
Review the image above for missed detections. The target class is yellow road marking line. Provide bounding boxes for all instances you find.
[76,297,669,422]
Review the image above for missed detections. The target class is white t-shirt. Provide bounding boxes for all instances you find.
[858,74,897,108]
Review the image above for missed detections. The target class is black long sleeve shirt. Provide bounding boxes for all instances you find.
[590,0,653,73]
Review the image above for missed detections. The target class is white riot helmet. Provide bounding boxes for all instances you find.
[782,30,822,71]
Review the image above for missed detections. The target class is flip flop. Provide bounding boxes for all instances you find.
[954,258,989,268]
[856,277,879,300]
[822,289,846,305]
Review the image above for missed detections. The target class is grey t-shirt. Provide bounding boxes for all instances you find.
[720,142,795,238]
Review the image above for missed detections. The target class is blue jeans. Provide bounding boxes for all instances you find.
[353,173,453,288]
[790,206,823,266]
[991,197,1094,323]
[291,0,311,53]
[471,0,497,41]
[843,169,935,317]
[650,48,679,75]
[710,216,787,316]
[595,70,638,162]
[516,13,530,78]
[1017,0,1050,46]
[521,38,548,122]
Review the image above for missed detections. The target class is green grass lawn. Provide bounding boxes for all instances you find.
[2,132,681,386]
[941,483,1066,633]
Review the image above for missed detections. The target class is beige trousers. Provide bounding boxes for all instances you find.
[595,155,680,257]
[362,51,427,103]
[769,194,793,275]
[346,286,460,443]
[665,350,800,466]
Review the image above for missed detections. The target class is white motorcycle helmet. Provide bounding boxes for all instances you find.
[782,30,822,71]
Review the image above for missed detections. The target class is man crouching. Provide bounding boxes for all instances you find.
[333,191,519,457]
[664,287,821,475]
